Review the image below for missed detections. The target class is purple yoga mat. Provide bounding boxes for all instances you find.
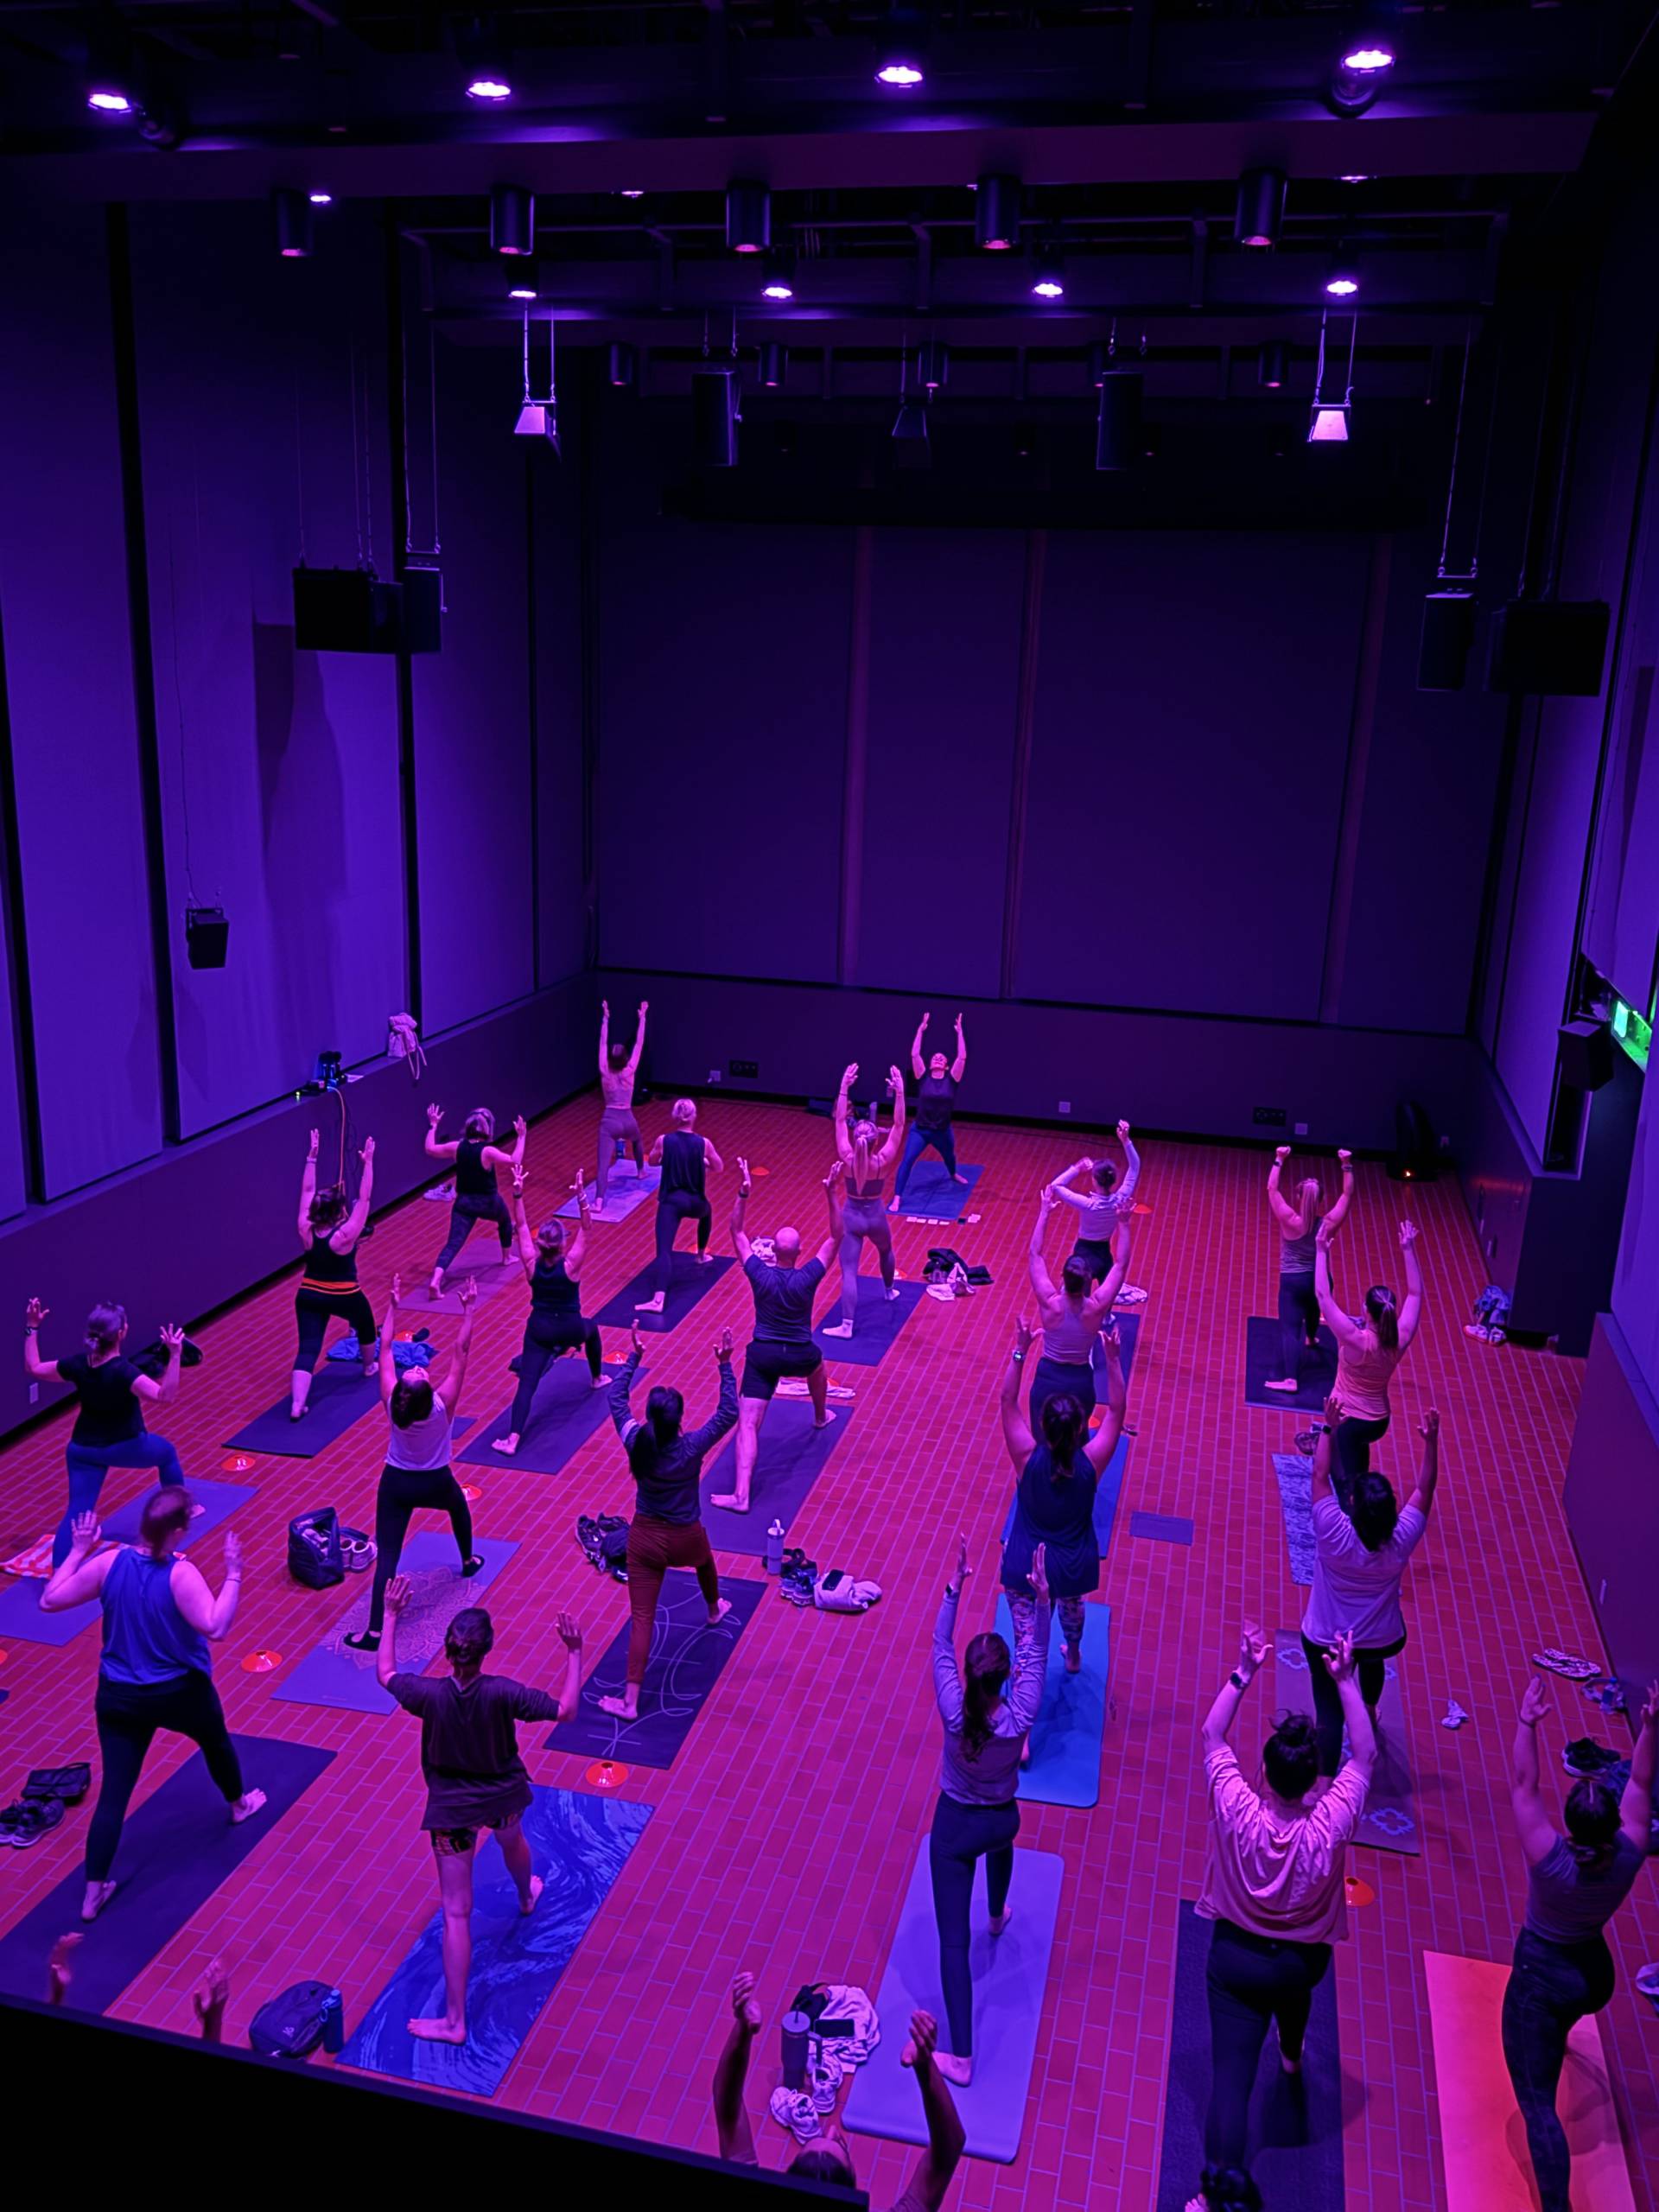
[455,1362,627,1473]
[590,1252,734,1333]
[700,1398,856,1555]
[224,1362,380,1459]
[0,1478,257,1647]
[544,1570,765,1770]
[270,1534,518,1716]
[811,1277,926,1365]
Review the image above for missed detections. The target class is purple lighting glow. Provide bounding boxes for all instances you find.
[1340,44,1395,73]
[87,89,132,112]
[508,287,537,300]
[875,60,924,86]
[308,191,334,207]
[762,281,794,300]
[1325,275,1359,297]
[467,77,512,103]
[1032,278,1065,299]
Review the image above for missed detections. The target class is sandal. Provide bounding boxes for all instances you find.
[1531,1649,1600,1682]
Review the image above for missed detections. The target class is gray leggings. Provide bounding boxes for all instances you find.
[596,1108,644,1201]
[839,1198,895,1319]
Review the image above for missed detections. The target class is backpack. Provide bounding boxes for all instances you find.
[248,1980,338,2058]
[288,1507,344,1589]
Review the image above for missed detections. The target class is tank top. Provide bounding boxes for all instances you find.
[1001,1444,1100,1598]
[1335,1330,1402,1421]
[302,1230,358,1294]
[455,1137,494,1197]
[1042,1299,1097,1365]
[530,1257,581,1318]
[660,1129,706,1199]
[386,1389,452,1473]
[1524,1833,1645,1946]
[99,1547,211,1685]
[916,1072,957,1132]
[1281,1223,1318,1274]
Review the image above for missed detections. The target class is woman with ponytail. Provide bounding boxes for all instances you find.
[601,1322,738,1720]
[998,1316,1128,1693]
[1313,1215,1424,1496]
[1260,1145,1353,1393]
[1026,1185,1133,1427]
[25,1298,189,1567]
[928,1533,1051,2086]
[493,1167,607,1458]
[1502,1674,1657,2212]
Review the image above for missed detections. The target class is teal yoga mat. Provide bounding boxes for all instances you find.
[995,1593,1109,1809]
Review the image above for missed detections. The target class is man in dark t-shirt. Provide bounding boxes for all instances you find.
[376,1576,583,2047]
[710,1160,842,1514]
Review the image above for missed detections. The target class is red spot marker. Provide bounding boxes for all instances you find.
[241,1649,283,1674]
[585,1759,629,1791]
[461,1483,482,1503]
[1344,1874,1375,1908]
[221,1453,257,1475]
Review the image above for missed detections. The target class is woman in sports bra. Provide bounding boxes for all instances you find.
[1025,1185,1133,1425]
[823,1061,906,1341]
[1260,1147,1354,1395]
[594,998,649,1212]
[291,1128,377,1421]
[423,1104,526,1296]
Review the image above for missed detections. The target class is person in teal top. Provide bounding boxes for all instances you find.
[40,1485,267,1925]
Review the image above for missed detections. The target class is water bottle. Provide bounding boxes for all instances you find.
[780,2009,811,2089]
[320,1987,344,2054]
[765,1519,785,1576]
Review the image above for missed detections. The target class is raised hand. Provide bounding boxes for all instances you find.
[1639,1681,1659,1732]
[1315,1221,1336,1249]
[629,1319,645,1357]
[841,1062,859,1091]
[955,1012,964,1033]
[920,1012,931,1032]
[556,1611,582,1653]
[601,999,610,1020]
[1520,1675,1549,1728]
[426,1104,442,1128]
[1399,1218,1419,1249]
[1116,1118,1131,1143]
[1101,1320,1123,1364]
[1039,1184,1055,1209]
[24,1296,48,1328]
[457,1276,479,1309]
[1338,1147,1352,1165]
[360,1135,376,1162]
[47,1931,81,2004]
[70,1511,99,1556]
[638,1001,649,1017]
[1274,1144,1292,1164]
[1014,1313,1034,1357]
[222,1531,243,1578]
[736,1156,751,1195]
[385,1573,412,1617]
[160,1323,185,1354]
[193,1955,230,2031]
[1240,1621,1271,1673]
[901,2009,939,2069]
[731,1971,762,2034]
[308,1128,320,1159]
[887,1065,903,1095]
[1419,1407,1440,1440]
[715,1326,734,1363]
[954,1531,973,1587]
[1324,1390,1344,1425]
[513,1115,527,1139]
[1029,1542,1050,1605]
[512,1166,529,1195]
[1324,1630,1357,1686]
[824,1159,844,1186]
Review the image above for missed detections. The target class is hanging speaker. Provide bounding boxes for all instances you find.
[1558,1020,1616,1092]
[1487,601,1610,696]
[692,367,741,467]
[400,567,443,654]
[1418,590,1477,692]
[185,906,230,970]
[292,567,404,652]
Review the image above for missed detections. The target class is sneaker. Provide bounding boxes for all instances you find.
[1562,1738,1623,1778]
[8,1796,66,1848]
[575,1516,607,1572]
[0,1802,26,1847]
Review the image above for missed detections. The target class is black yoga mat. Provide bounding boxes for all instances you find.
[1243,1317,1338,1413]
[545,1570,764,1770]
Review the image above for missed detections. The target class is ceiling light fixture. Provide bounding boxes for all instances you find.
[874,2,926,85]
[726,180,771,256]
[508,286,537,300]
[1031,239,1065,301]
[1328,33,1395,115]
[1235,168,1286,250]
[514,308,559,451]
[272,189,315,259]
[490,184,534,257]
[308,191,334,207]
[760,247,796,301]
[975,175,1021,251]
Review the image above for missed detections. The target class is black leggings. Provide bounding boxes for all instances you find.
[367,1463,474,1636]
[654,1191,712,1296]
[1204,1917,1332,2168]
[89,1670,244,1882]
[928,1789,1020,2057]
[294,1287,376,1372]
[1301,1630,1401,1777]
[1333,1414,1389,1503]
[1501,1927,1617,2212]
[1273,1271,1320,1383]
[510,1319,602,1432]
[437,1193,512,1274]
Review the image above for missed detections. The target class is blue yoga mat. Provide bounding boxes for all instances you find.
[995,1593,1109,1809]
[1096,1306,1141,1376]
[225,1362,381,1459]
[340,1786,654,2095]
[456,1362,628,1473]
[0,1737,334,2012]
[1244,1316,1338,1413]
[812,1276,926,1364]
[591,1252,734,1333]
[1276,1630,1421,1856]
[844,1840,1064,2164]
[702,1399,855,1556]
[1273,1452,1316,1586]
[999,1433,1127,1577]
[546,1569,764,1770]
[1154,1899,1344,2212]
[896,1161,984,1222]
[1130,1511,1193,1546]
[271,1534,518,1716]
[397,1255,522,1318]
[0,1477,257,1648]
[557,1165,660,1222]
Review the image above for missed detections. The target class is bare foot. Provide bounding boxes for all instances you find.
[811,1408,838,1432]
[709,1493,749,1513]
[598,1694,639,1719]
[634,1294,665,1314]
[81,1880,118,1924]
[696,1250,715,1266]
[884,1284,903,1301]
[429,1277,444,1299]
[591,1372,610,1389]
[707,1599,734,1627]
[821,1321,855,1339]
[520,1874,544,1917]
[493,1434,520,1456]
[936,2051,973,2086]
[408,2016,467,2044]
[887,1198,901,1215]
[991,1907,1014,1936]
[1065,1643,1083,1675]
[231,1789,267,1825]
[951,1173,968,1185]
[1262,1377,1299,1393]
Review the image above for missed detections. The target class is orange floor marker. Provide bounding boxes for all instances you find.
[1344,1874,1375,1909]
[584,1759,629,1791]
[1426,1950,1637,2211]
[461,1482,482,1503]
[240,1648,283,1674]
[221,1452,257,1475]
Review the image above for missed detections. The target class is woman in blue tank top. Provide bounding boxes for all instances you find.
[39,1484,266,1925]
[1503,1674,1658,2211]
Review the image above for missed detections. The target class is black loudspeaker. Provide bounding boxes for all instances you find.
[185,906,230,969]
[1487,600,1610,696]
[400,567,443,654]
[292,566,404,653]
[1418,590,1478,691]
[1558,1019,1616,1091]
[692,368,741,467]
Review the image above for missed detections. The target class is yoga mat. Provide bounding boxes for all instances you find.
[1244,1317,1338,1412]
[455,1361,627,1473]
[0,1478,259,1647]
[844,1840,1064,2164]
[225,1363,381,1459]
[545,1569,763,1770]
[702,1400,856,1555]
[896,1161,984,1222]
[1276,1630,1421,1856]
[397,1257,521,1317]
[995,1594,1109,1809]
[1424,1951,1637,2212]
[590,1252,734,1333]
[1155,1900,1343,2211]
[1094,1306,1141,1378]
[271,1534,517,1716]
[999,1433,1127,1583]
[0,1738,334,2013]
[1274,1452,1316,1586]
[812,1276,927,1364]
[1131,1512,1193,1545]
[557,1166,659,1222]
[340,1788,655,2096]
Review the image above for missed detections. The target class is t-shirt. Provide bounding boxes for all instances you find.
[1197,1745,1367,1945]
[1525,1832,1646,1946]
[916,1072,957,1131]
[57,1353,143,1446]
[1302,1495,1427,1649]
[387,1670,565,1829]
[745,1253,825,1345]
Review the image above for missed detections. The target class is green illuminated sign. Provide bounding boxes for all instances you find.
[1611,996,1652,1070]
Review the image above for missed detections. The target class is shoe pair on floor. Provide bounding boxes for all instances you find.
[0,1763,91,1849]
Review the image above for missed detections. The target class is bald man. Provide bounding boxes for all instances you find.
[635,1099,724,1315]
[712,1160,842,1513]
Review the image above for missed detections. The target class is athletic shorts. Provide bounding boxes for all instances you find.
[430,1812,523,1857]
[741,1338,823,1401]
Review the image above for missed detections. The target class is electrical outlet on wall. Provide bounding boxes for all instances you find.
[1294,1122,1308,1136]
[29,1382,39,1406]
[707,1070,722,1084]
[1058,1101,1071,1116]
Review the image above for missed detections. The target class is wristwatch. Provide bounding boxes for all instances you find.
[1011,1348,1026,1365]
[1230,1669,1251,1691]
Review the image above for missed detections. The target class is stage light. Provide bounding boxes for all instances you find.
[620,188,645,200]
[1341,43,1395,73]
[490,184,534,257]
[760,248,796,301]
[1328,35,1395,115]
[1325,270,1359,298]
[874,2,925,84]
[508,286,537,300]
[86,13,135,112]
[693,366,741,467]
[308,191,334,207]
[726,180,770,256]
[975,175,1021,251]
[514,309,559,453]
[1258,340,1287,389]
[918,340,949,392]
[1338,175,1373,185]
[1235,168,1286,250]
[467,73,511,100]
[761,276,794,301]
[760,341,787,390]
[460,13,513,103]
[1095,371,1143,471]
[607,341,638,391]
[87,87,132,113]
[1307,402,1350,442]
[1031,241,1065,300]
[272,189,314,259]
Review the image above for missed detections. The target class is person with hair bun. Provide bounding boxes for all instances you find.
[423,1102,526,1296]
[634,1096,724,1316]
[1195,1624,1375,2178]
[1502,1673,1658,2211]
[601,1322,738,1719]
[594,997,649,1213]
[1025,1185,1133,1427]
[1186,2171,1263,2212]
[377,1579,584,2047]
[493,1166,607,1459]
[1313,1214,1424,1495]
[1046,1118,1142,1287]
[291,1125,378,1420]
[927,1533,1052,2086]
[25,1296,189,1567]
[1260,1144,1354,1394]
[1300,1396,1440,1776]
[40,1487,264,1924]
[822,1059,906,1338]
